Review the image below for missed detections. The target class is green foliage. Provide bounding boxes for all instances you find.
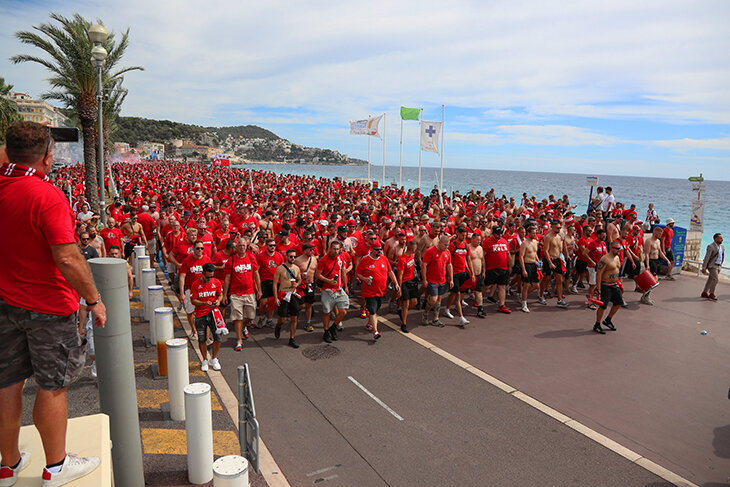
[0,77,21,142]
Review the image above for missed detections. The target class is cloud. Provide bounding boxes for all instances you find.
[651,137,730,151]
[451,125,623,147]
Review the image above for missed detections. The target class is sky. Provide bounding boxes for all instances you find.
[1,0,729,180]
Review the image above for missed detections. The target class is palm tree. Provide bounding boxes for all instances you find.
[0,77,21,142]
[11,13,142,212]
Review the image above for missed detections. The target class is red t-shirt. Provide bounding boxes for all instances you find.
[587,239,607,268]
[198,232,215,258]
[0,170,79,315]
[136,212,156,240]
[423,246,451,285]
[662,226,673,251]
[356,254,392,298]
[212,251,233,281]
[449,239,471,274]
[165,231,186,254]
[397,253,416,282]
[180,254,212,291]
[257,250,285,282]
[483,236,510,270]
[576,236,591,262]
[226,253,259,295]
[172,240,194,266]
[100,227,124,252]
[190,277,222,318]
[317,253,344,291]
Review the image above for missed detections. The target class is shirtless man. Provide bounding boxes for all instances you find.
[386,232,407,269]
[468,233,487,318]
[641,226,670,305]
[258,210,276,239]
[592,242,623,334]
[539,219,569,308]
[294,243,318,331]
[120,213,147,260]
[606,215,622,244]
[272,248,302,348]
[519,225,541,313]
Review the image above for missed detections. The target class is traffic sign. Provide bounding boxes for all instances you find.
[585,176,599,187]
[688,176,704,182]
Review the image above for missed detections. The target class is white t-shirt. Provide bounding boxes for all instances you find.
[601,194,614,212]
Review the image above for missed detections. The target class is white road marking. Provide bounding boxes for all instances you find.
[348,376,404,421]
[306,465,338,477]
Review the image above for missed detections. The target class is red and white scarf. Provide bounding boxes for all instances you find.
[1,162,50,182]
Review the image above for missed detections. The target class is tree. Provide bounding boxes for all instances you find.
[0,77,21,143]
[11,13,142,212]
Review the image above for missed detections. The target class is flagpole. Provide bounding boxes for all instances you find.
[440,104,445,198]
[417,108,423,191]
[399,115,403,188]
[382,112,386,189]
[367,134,371,182]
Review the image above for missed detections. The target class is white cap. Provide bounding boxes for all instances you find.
[666,218,675,225]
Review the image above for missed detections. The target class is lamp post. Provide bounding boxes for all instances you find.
[88,24,108,224]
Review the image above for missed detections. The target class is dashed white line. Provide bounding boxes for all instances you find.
[348,376,404,421]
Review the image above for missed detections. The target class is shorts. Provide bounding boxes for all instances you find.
[485,268,509,286]
[649,258,661,276]
[195,313,222,343]
[166,261,176,276]
[542,258,564,276]
[427,282,448,296]
[522,263,540,283]
[321,289,349,313]
[575,260,588,274]
[365,296,384,315]
[183,289,195,315]
[587,267,597,286]
[401,279,419,301]
[83,313,95,357]
[511,262,522,277]
[665,249,674,263]
[451,271,471,293]
[230,294,257,321]
[261,280,274,299]
[473,274,485,291]
[600,283,624,309]
[301,284,315,304]
[278,294,301,318]
[147,238,157,258]
[623,258,641,278]
[124,242,135,259]
[0,300,85,391]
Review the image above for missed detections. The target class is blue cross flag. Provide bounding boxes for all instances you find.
[420,120,441,154]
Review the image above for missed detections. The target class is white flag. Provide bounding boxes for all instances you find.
[420,121,441,153]
[350,114,383,137]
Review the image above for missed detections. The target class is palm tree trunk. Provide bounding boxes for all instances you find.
[78,93,99,214]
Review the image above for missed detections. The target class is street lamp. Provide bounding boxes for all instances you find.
[88,24,108,224]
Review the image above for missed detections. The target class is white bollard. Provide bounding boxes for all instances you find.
[141,267,156,312]
[147,286,164,336]
[154,307,174,377]
[213,455,249,487]
[137,255,150,290]
[166,338,189,421]
[133,245,146,287]
[185,383,213,485]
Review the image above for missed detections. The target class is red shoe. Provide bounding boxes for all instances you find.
[497,305,512,314]
[701,292,709,298]
[243,329,250,339]
[709,294,718,301]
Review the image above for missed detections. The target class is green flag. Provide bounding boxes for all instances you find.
[400,107,420,121]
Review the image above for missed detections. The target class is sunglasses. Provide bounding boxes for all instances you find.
[267,244,276,248]
[194,247,204,250]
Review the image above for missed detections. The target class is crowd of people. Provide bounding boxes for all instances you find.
[51,159,687,362]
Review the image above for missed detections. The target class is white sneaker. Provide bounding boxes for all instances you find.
[458,316,470,326]
[521,303,530,313]
[210,358,221,371]
[556,300,569,308]
[570,285,578,294]
[42,453,100,487]
[444,308,455,319]
[201,360,209,372]
[90,361,97,378]
[0,451,31,487]
[336,323,343,331]
[537,296,547,305]
[461,299,469,307]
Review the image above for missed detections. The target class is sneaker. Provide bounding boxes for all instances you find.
[556,300,568,308]
[486,296,497,304]
[288,338,300,348]
[266,319,274,328]
[587,303,597,310]
[545,291,554,298]
[476,308,486,318]
[521,303,530,313]
[305,322,314,332]
[329,327,339,341]
[640,295,654,306]
[431,319,445,327]
[0,451,31,487]
[243,328,249,339]
[210,358,221,370]
[365,323,373,332]
[664,275,676,281]
[577,281,585,289]
[421,312,430,325]
[254,316,264,328]
[336,323,344,331]
[497,305,512,314]
[709,293,718,301]
[323,330,332,343]
[42,453,100,487]
[602,318,616,331]
[201,360,209,372]
[90,361,97,378]
[400,324,410,333]
[537,296,547,305]
[274,326,281,339]
[373,331,381,340]
[592,323,606,335]
[235,342,242,352]
[461,299,469,307]
[701,292,709,299]
[458,316,470,327]
[444,308,455,319]
[569,285,578,294]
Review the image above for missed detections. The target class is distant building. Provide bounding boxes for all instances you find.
[140,142,165,157]
[206,147,223,158]
[114,142,131,154]
[178,144,209,157]
[5,92,69,127]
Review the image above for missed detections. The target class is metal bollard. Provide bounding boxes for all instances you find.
[154,307,174,376]
[141,267,156,314]
[147,286,164,340]
[185,383,214,485]
[133,245,146,287]
[166,338,189,421]
[213,455,249,487]
[88,258,145,487]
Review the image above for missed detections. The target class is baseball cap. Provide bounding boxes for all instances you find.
[302,242,315,250]
[666,218,675,224]
[492,226,504,235]
[337,225,347,233]
[347,219,357,226]
[230,226,239,233]
[278,229,289,237]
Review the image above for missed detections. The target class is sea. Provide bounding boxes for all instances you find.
[235,163,728,273]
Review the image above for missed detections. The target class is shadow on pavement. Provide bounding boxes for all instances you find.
[534,328,596,338]
[713,424,730,458]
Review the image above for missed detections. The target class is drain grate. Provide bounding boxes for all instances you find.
[302,344,340,361]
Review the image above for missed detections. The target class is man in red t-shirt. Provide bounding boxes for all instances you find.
[356,243,399,340]
[256,238,285,326]
[223,237,261,351]
[396,240,418,332]
[178,241,213,333]
[315,240,349,343]
[136,206,157,259]
[421,236,453,327]
[444,226,473,326]
[661,218,676,279]
[190,263,223,371]
[572,226,592,292]
[483,227,512,313]
[0,122,106,483]
[586,228,608,305]
[100,217,124,253]
[168,228,197,292]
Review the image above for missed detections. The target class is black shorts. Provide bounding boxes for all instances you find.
[473,274,484,290]
[124,242,135,259]
[277,294,301,317]
[511,262,522,277]
[302,284,315,304]
[401,279,419,301]
[195,313,222,343]
[623,258,641,278]
[522,262,540,283]
[365,296,384,315]
[542,258,564,276]
[600,283,623,309]
[485,268,509,286]
[649,259,661,276]
[575,260,588,274]
[665,249,674,262]
[451,271,471,293]
[261,280,274,299]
